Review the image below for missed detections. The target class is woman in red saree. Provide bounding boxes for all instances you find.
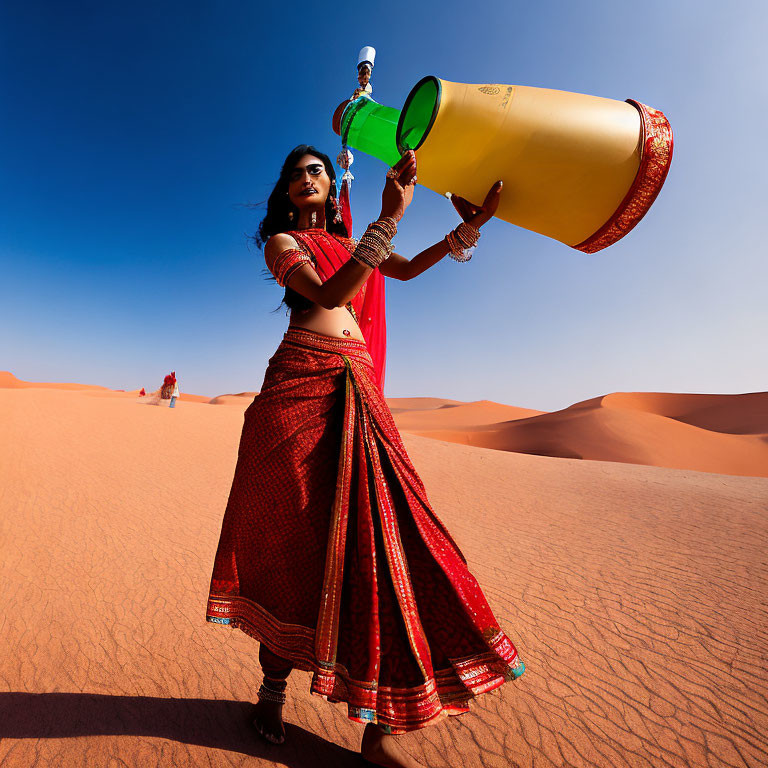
[205,145,525,768]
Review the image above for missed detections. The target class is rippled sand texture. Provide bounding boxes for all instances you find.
[1,376,767,767]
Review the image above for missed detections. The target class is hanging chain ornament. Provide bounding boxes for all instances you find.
[337,146,354,185]
[334,46,377,235]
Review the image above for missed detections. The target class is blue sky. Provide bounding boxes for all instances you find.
[2,0,766,410]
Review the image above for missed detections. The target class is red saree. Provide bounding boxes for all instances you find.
[205,234,525,734]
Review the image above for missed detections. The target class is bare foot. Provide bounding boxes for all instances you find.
[360,722,427,767]
[252,698,285,745]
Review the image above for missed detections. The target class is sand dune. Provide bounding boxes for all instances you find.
[5,371,766,476]
[600,391,768,434]
[5,371,765,477]
[391,399,543,432]
[396,391,768,478]
[0,370,113,392]
[385,396,469,413]
[208,392,260,406]
[0,371,211,403]
[1,383,766,767]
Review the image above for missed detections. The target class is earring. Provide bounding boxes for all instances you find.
[288,211,294,221]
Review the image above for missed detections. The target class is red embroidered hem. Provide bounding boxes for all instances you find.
[574,99,674,253]
[207,593,525,732]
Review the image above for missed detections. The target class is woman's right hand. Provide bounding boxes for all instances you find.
[380,150,417,222]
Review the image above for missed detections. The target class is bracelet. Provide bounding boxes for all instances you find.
[351,217,398,268]
[445,221,481,262]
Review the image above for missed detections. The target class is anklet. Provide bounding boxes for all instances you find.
[257,683,286,705]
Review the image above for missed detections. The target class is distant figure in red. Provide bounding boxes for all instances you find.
[137,371,177,406]
[161,371,176,401]
[139,387,146,397]
[205,144,523,767]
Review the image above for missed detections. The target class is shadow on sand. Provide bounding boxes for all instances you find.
[0,692,365,766]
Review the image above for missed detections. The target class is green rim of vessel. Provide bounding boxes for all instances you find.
[395,76,442,153]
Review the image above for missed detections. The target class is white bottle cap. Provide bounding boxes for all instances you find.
[357,46,376,68]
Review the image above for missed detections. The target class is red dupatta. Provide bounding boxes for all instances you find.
[288,228,387,393]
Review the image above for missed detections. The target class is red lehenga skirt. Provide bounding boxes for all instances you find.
[205,326,526,733]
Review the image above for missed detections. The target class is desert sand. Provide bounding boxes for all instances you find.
[1,370,767,767]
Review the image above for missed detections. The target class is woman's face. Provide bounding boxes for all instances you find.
[287,154,331,209]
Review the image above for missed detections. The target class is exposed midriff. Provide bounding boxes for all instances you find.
[289,303,366,342]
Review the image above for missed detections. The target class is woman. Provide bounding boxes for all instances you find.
[205,145,525,768]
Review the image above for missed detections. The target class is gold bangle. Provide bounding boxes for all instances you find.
[352,219,397,268]
[454,222,480,248]
[445,222,480,263]
[375,216,398,236]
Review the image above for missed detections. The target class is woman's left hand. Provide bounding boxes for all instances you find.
[381,150,417,222]
[450,181,503,228]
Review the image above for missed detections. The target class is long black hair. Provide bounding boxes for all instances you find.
[253,144,349,314]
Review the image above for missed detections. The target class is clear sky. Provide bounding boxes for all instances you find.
[2,1,766,411]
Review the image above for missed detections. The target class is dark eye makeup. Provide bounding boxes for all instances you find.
[290,164,324,181]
